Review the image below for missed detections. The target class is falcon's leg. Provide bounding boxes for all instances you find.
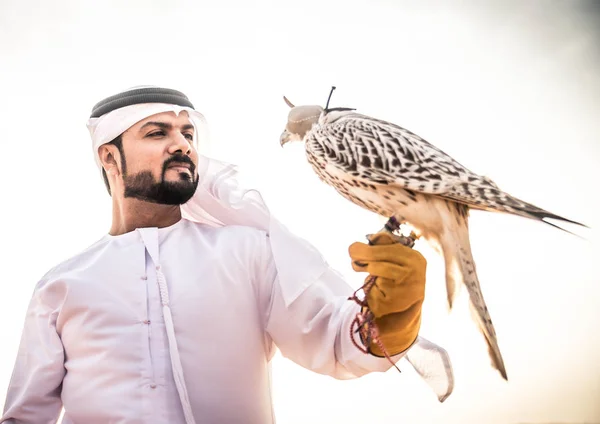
[366,215,418,247]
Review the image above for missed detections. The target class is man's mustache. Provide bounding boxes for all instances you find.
[162,155,196,175]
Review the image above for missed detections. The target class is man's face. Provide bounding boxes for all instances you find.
[118,111,200,205]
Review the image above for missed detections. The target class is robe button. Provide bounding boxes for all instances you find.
[150,383,157,389]
[140,275,148,280]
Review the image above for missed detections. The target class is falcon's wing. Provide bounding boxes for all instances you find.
[310,112,498,208]
[310,113,585,227]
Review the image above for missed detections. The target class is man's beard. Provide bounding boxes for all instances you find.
[122,155,199,205]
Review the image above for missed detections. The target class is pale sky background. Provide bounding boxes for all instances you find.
[1,0,599,423]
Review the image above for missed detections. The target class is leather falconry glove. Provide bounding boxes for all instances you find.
[348,232,427,357]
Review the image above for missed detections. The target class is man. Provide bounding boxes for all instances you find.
[1,86,430,423]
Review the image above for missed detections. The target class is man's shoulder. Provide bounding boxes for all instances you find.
[183,219,268,241]
[37,236,111,285]
[181,220,270,259]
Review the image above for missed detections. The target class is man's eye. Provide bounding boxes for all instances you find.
[184,133,194,141]
[148,131,165,137]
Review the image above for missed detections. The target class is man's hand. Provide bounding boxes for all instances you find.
[348,232,427,356]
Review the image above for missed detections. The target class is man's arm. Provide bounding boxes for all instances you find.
[1,281,65,424]
[258,232,425,380]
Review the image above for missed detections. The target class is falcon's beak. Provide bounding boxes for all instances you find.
[280,129,292,147]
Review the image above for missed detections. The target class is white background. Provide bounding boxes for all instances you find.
[1,0,599,423]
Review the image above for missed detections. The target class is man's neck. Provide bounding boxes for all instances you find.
[110,198,183,236]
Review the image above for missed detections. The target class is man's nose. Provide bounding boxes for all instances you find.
[169,133,192,155]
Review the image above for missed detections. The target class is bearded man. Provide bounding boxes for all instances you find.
[1,86,432,424]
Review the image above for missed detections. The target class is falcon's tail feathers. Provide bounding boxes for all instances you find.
[439,219,508,381]
[445,185,589,237]
[526,209,589,239]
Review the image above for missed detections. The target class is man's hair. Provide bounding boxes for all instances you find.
[101,135,124,196]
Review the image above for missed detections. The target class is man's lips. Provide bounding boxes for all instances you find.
[167,162,192,173]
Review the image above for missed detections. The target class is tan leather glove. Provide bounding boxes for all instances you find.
[348,232,427,356]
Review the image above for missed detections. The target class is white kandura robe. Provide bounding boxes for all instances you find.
[1,218,405,424]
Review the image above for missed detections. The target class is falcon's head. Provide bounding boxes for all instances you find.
[280,96,323,146]
[280,87,356,146]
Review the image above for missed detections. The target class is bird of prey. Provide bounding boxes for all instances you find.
[279,87,587,381]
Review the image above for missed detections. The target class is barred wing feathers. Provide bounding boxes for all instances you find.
[308,113,584,230]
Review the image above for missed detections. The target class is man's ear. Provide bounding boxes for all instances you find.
[98,144,121,176]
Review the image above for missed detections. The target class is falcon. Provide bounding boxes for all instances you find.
[279,87,587,381]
